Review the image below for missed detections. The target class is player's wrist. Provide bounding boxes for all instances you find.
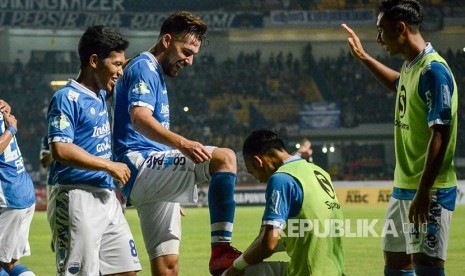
[232,254,249,270]
[6,125,17,136]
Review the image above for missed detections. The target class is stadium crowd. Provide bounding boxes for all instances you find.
[1,44,464,182]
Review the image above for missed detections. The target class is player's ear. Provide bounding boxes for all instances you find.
[89,54,98,69]
[397,22,407,35]
[161,34,172,49]
[253,155,264,168]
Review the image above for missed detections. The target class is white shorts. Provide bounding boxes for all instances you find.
[126,148,214,259]
[137,201,181,260]
[243,261,288,276]
[0,204,35,263]
[382,194,452,260]
[47,185,142,275]
[128,147,214,206]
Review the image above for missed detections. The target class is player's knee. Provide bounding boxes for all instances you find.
[413,253,444,267]
[211,148,237,172]
[384,251,413,269]
[151,255,179,276]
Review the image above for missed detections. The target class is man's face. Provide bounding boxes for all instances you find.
[95,50,125,92]
[162,34,201,78]
[376,12,402,56]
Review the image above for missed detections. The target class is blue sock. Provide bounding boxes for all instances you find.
[414,264,445,276]
[9,264,35,276]
[208,172,236,244]
[0,268,9,276]
[384,266,414,276]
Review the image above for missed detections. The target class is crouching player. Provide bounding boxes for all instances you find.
[223,129,345,276]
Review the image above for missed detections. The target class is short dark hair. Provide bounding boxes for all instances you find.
[78,25,129,68]
[160,11,207,44]
[242,129,287,158]
[379,0,423,27]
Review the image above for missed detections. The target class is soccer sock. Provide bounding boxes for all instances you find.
[208,172,236,244]
[384,266,414,276]
[0,268,8,276]
[9,264,35,276]
[414,264,445,276]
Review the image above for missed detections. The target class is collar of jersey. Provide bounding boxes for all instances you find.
[405,42,434,72]
[285,155,302,164]
[141,51,163,75]
[67,79,103,101]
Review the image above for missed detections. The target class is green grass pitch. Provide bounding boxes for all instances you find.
[23,205,465,275]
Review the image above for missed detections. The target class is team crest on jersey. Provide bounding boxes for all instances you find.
[51,114,71,130]
[90,107,96,115]
[132,81,150,94]
[67,90,80,102]
[67,262,80,274]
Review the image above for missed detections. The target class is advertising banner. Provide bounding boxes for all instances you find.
[0,1,263,30]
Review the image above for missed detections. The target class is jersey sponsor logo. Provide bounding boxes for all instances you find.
[394,119,410,130]
[92,122,110,138]
[325,200,340,210]
[67,90,80,102]
[99,110,107,116]
[132,81,150,94]
[145,155,187,171]
[96,137,111,153]
[441,84,451,109]
[398,85,407,118]
[161,103,169,114]
[51,114,71,130]
[314,170,335,199]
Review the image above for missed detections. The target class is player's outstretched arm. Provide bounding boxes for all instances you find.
[130,106,212,163]
[50,142,131,185]
[341,23,400,93]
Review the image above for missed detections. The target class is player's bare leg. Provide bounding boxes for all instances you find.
[150,255,179,276]
[384,251,413,275]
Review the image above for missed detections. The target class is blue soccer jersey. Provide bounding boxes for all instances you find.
[262,157,304,229]
[112,52,171,198]
[47,80,113,189]
[0,113,35,209]
[112,52,171,160]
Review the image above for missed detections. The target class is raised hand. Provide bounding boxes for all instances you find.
[341,24,368,60]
